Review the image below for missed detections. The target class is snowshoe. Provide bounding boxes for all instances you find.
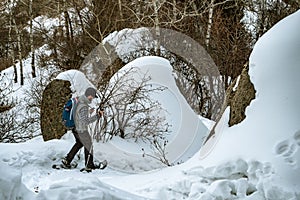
[52,160,78,170]
[80,167,92,173]
[94,160,108,170]
[80,160,108,173]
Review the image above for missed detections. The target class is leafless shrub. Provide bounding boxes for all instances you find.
[142,138,172,166]
[21,68,55,137]
[0,67,56,143]
[0,72,22,142]
[94,67,171,143]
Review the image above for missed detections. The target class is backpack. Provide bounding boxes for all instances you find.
[62,97,78,129]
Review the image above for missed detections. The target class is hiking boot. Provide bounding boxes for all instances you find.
[61,157,71,169]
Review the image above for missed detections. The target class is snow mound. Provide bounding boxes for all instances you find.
[107,56,209,163]
[0,162,34,200]
[199,9,300,192]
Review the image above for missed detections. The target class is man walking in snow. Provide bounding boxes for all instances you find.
[62,87,103,171]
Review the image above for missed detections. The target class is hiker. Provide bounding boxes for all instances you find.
[62,87,103,171]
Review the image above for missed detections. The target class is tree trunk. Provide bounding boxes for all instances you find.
[206,0,214,47]
[118,0,123,19]
[17,32,24,85]
[256,0,266,40]
[8,8,17,83]
[74,0,85,33]
[68,13,74,45]
[153,0,161,56]
[135,0,141,17]
[12,18,24,85]
[63,0,70,42]
[172,0,177,21]
[64,11,70,41]
[29,0,36,78]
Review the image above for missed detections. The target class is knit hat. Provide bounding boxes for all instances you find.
[85,87,98,98]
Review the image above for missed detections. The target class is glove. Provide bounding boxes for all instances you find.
[97,110,104,117]
[96,104,104,117]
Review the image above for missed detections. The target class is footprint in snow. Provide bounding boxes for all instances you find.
[293,130,300,146]
[274,130,300,167]
[2,158,10,162]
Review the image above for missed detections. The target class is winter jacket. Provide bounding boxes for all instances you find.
[74,95,99,133]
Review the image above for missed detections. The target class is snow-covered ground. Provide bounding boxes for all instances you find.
[1,10,300,200]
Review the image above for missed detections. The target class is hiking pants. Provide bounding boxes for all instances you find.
[66,129,94,168]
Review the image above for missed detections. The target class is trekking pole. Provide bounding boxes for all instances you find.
[85,135,94,169]
[85,104,104,169]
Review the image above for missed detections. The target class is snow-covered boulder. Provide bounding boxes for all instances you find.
[41,79,71,141]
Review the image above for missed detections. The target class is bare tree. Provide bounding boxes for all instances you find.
[93,67,170,143]
[29,0,36,78]
[12,17,24,85]
[0,72,20,142]
[205,0,214,47]
[118,0,123,19]
[62,0,71,43]
[152,0,161,55]
[7,0,18,83]
[244,0,299,42]
[21,69,52,137]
